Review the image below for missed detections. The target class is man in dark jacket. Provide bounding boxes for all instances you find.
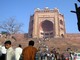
[22,40,37,60]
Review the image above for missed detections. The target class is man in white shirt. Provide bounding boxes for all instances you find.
[4,40,15,60]
[0,44,2,59]
[1,46,6,54]
[15,44,23,60]
[1,46,6,60]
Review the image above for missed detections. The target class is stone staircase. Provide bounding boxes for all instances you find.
[0,37,80,51]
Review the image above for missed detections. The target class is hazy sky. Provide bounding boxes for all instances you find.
[0,0,80,33]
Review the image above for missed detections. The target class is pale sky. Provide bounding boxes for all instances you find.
[0,0,80,33]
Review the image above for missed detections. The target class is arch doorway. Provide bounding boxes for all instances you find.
[40,20,54,38]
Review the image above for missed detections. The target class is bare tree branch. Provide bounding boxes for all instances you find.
[0,17,23,34]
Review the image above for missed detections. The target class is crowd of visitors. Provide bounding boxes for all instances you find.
[0,40,76,60]
[35,49,74,60]
[0,40,37,60]
[0,40,23,60]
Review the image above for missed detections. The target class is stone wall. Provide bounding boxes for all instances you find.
[65,33,80,38]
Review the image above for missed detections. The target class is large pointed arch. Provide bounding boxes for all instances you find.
[41,20,53,31]
[40,20,54,38]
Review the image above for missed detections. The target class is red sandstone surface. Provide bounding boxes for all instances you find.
[0,33,80,52]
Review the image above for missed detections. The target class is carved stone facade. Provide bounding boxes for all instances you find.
[28,7,66,38]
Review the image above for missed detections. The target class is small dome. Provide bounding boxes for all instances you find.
[36,8,40,10]
[35,8,40,12]
[45,7,49,9]
[54,8,58,10]
[53,8,59,12]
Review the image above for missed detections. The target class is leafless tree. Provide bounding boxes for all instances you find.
[0,17,23,34]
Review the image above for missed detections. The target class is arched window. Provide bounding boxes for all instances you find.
[60,20,63,25]
[61,34,64,37]
[60,27,64,30]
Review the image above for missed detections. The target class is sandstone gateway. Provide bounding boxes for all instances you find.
[28,7,66,38]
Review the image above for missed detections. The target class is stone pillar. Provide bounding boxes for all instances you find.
[33,12,39,38]
[54,13,59,38]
